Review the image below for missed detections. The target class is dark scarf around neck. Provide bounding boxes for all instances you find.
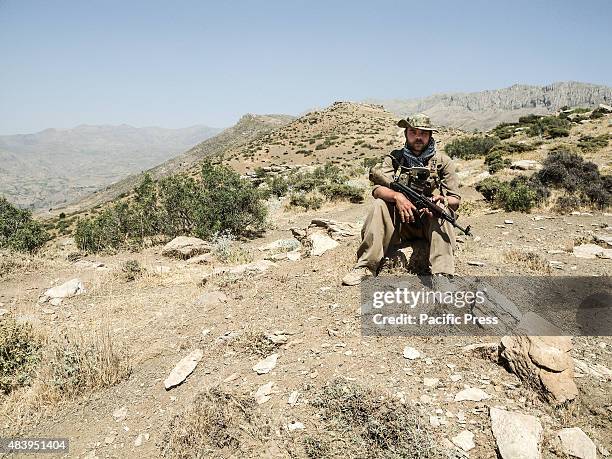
[401,138,436,168]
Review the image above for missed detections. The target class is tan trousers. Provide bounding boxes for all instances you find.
[355,198,456,275]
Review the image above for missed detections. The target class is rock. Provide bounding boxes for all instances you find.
[223,373,239,383]
[307,231,339,256]
[186,253,215,265]
[287,421,305,431]
[451,430,475,452]
[259,238,301,252]
[504,220,514,224]
[572,358,612,380]
[210,260,276,277]
[511,160,542,171]
[573,243,610,259]
[163,349,203,390]
[557,427,596,459]
[450,374,462,382]
[429,415,441,427]
[266,331,290,344]
[162,236,210,259]
[255,381,275,404]
[403,346,421,360]
[41,308,55,315]
[423,377,439,388]
[41,278,85,302]
[74,260,105,269]
[599,103,612,112]
[133,434,144,447]
[195,291,228,307]
[49,298,63,306]
[490,407,542,459]
[0,308,8,316]
[112,406,128,422]
[455,387,490,402]
[286,251,302,261]
[593,234,612,247]
[253,353,279,374]
[309,219,359,239]
[467,260,486,266]
[499,314,578,405]
[288,391,300,406]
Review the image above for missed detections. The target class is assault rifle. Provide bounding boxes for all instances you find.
[389,180,472,236]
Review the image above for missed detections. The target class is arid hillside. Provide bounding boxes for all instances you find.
[1,103,610,458]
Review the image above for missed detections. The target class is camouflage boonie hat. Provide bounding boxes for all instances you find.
[397,113,437,132]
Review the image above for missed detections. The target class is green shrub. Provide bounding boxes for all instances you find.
[475,176,543,212]
[121,259,143,281]
[578,134,609,152]
[536,149,610,208]
[475,177,503,201]
[319,183,364,203]
[0,197,49,253]
[491,122,518,140]
[444,136,500,159]
[75,163,267,252]
[266,175,289,197]
[484,149,511,174]
[523,115,571,138]
[289,193,323,210]
[0,318,42,394]
[590,107,607,119]
[362,157,380,169]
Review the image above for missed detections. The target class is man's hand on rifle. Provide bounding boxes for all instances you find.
[393,192,418,223]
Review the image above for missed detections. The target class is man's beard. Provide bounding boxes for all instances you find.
[408,139,427,154]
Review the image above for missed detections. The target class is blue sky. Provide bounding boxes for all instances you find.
[1,0,610,134]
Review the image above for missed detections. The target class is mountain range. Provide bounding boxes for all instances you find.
[0,124,222,210]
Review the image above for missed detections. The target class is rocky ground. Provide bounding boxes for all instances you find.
[1,192,611,458]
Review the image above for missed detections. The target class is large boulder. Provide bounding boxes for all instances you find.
[499,313,578,405]
[162,236,211,259]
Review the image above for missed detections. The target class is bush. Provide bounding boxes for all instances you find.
[319,183,364,203]
[121,259,143,281]
[0,197,49,253]
[536,149,610,208]
[484,149,511,174]
[75,163,268,252]
[444,136,500,159]
[491,122,518,140]
[578,134,609,152]
[289,193,323,210]
[476,176,543,212]
[266,175,289,197]
[475,177,503,201]
[0,318,42,394]
[524,115,571,138]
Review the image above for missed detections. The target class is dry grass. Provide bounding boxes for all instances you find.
[162,388,270,458]
[231,331,281,357]
[300,379,445,459]
[0,326,131,433]
[503,249,551,273]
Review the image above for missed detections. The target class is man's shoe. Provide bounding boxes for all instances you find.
[342,267,373,286]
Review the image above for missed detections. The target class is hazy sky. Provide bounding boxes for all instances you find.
[1,0,610,134]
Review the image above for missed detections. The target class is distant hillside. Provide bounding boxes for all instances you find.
[217,101,461,176]
[0,124,222,210]
[42,114,294,218]
[368,81,612,131]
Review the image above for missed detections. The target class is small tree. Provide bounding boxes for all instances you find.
[0,197,49,252]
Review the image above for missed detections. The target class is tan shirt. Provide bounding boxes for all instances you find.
[369,149,461,200]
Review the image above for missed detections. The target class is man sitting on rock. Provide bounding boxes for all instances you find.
[342,113,461,286]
